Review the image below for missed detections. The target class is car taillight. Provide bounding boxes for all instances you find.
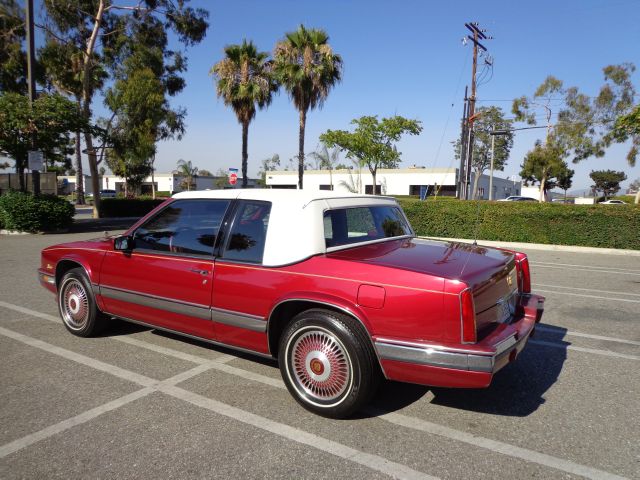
[460,288,476,344]
[515,254,531,294]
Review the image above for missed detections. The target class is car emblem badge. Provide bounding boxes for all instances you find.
[507,275,513,287]
[310,359,324,375]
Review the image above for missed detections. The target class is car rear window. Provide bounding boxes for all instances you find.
[323,205,412,248]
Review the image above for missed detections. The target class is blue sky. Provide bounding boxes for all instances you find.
[25,0,640,190]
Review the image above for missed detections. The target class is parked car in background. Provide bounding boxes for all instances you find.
[86,189,117,199]
[599,199,626,205]
[498,196,538,202]
[39,190,545,418]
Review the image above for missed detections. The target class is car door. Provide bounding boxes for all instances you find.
[211,200,273,353]
[99,198,230,339]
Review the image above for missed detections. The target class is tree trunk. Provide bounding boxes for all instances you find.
[151,157,156,200]
[539,176,547,202]
[371,169,377,195]
[17,161,25,191]
[635,189,640,204]
[298,109,306,189]
[84,132,101,217]
[241,120,249,188]
[75,130,85,204]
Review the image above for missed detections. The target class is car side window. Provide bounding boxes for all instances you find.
[222,200,271,263]
[133,199,230,256]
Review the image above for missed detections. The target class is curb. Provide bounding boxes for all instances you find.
[424,236,640,257]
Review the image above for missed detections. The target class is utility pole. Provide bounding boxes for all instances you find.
[462,22,491,199]
[456,86,469,199]
[26,0,40,194]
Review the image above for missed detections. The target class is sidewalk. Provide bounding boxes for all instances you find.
[424,236,640,257]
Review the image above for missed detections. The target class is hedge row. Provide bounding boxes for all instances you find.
[0,191,74,232]
[399,198,640,250]
[98,197,166,218]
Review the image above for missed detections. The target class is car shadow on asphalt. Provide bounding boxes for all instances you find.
[101,319,568,418]
[426,327,569,417]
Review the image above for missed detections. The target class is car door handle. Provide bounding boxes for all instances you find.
[190,268,210,276]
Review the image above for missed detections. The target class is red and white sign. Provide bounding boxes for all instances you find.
[229,172,238,185]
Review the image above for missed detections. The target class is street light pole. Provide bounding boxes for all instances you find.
[489,133,495,200]
[26,0,40,194]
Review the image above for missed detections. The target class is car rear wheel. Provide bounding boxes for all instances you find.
[58,268,107,337]
[278,308,380,419]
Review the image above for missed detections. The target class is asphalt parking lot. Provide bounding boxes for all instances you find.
[1,229,639,479]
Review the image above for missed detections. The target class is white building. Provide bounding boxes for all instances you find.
[265,167,521,200]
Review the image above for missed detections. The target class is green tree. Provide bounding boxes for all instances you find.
[453,106,514,198]
[0,0,28,94]
[0,92,91,190]
[320,115,423,194]
[309,144,341,190]
[257,154,281,186]
[211,40,278,188]
[199,169,214,176]
[42,0,208,216]
[40,40,107,204]
[590,170,627,200]
[213,168,229,189]
[273,25,342,189]
[519,140,568,200]
[176,159,198,191]
[556,166,574,201]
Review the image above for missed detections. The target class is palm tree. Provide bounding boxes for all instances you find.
[211,40,278,188]
[309,143,340,190]
[176,159,198,191]
[273,25,342,189]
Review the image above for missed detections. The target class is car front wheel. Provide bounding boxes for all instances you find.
[58,267,107,337]
[279,308,380,418]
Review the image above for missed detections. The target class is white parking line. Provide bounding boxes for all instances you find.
[0,301,634,479]
[530,262,640,273]
[96,323,633,480]
[0,325,435,480]
[535,325,640,347]
[533,283,640,298]
[529,340,640,360]
[530,263,640,276]
[534,289,640,304]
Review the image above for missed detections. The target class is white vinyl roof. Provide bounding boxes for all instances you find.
[172,189,401,266]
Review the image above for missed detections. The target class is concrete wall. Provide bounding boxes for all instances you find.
[266,168,520,200]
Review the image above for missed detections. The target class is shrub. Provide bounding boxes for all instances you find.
[0,191,74,232]
[399,199,640,250]
[99,197,166,218]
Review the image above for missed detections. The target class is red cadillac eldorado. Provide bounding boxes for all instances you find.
[39,190,545,418]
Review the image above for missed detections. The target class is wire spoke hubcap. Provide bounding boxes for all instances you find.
[290,329,351,403]
[61,280,89,330]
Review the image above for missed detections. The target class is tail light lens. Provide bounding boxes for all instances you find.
[460,288,476,343]
[515,253,531,294]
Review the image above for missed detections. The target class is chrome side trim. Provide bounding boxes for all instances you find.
[104,313,274,360]
[91,284,100,296]
[211,306,266,333]
[100,286,211,321]
[375,341,494,373]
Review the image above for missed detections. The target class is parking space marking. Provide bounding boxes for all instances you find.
[0,388,154,459]
[530,262,640,274]
[366,409,628,480]
[534,289,640,304]
[536,325,640,347]
[533,283,640,298]
[0,301,634,479]
[530,263,640,276]
[0,325,436,480]
[98,325,633,480]
[0,325,157,387]
[161,385,437,480]
[529,340,640,360]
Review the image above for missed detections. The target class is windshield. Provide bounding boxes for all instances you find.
[323,205,412,248]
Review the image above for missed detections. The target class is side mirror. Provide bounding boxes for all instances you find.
[114,235,133,252]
